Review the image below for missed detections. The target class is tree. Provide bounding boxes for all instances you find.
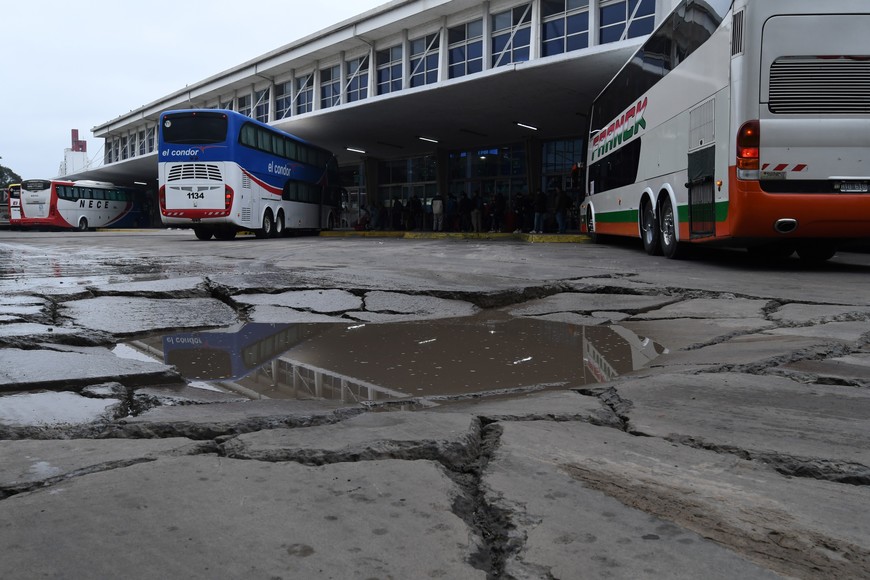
[1,163,22,186]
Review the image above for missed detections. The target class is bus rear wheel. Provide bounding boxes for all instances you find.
[215,229,237,240]
[256,210,274,238]
[641,199,661,255]
[658,198,685,259]
[585,207,598,243]
[194,227,213,241]
[797,243,837,263]
[273,211,285,238]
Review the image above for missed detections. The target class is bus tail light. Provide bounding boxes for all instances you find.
[158,185,166,214]
[736,120,760,179]
[225,185,234,213]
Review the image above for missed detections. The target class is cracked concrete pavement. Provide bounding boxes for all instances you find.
[1,231,870,579]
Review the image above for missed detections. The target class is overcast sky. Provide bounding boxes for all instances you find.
[0,0,387,180]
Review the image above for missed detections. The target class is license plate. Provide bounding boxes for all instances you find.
[191,218,201,223]
[839,181,869,193]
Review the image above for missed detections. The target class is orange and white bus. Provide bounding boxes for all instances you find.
[582,0,870,261]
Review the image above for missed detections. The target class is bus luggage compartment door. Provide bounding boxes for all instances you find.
[687,146,716,239]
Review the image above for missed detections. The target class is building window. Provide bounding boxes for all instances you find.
[321,65,341,108]
[121,136,129,160]
[410,33,440,88]
[238,94,252,118]
[542,0,590,57]
[448,19,483,79]
[220,97,234,111]
[600,0,655,44]
[275,81,293,119]
[346,56,369,102]
[376,45,403,95]
[254,88,270,122]
[147,127,155,152]
[138,130,146,156]
[492,4,532,67]
[296,74,314,115]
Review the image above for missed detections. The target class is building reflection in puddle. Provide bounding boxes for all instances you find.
[147,315,666,403]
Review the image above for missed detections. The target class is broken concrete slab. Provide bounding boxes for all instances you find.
[764,320,870,343]
[0,347,176,391]
[0,437,206,492]
[0,391,121,427]
[620,317,776,351]
[617,372,870,478]
[434,390,621,427]
[770,303,870,324]
[0,457,486,579]
[234,289,363,313]
[221,411,479,470]
[633,297,771,320]
[244,304,348,323]
[508,292,676,317]
[776,353,870,383]
[111,398,362,439]
[363,290,478,318]
[84,276,210,296]
[649,334,830,368]
[61,296,239,335]
[484,420,869,579]
[0,323,79,340]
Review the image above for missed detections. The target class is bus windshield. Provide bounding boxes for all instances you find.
[162,112,228,144]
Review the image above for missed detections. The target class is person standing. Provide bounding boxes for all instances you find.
[432,194,444,231]
[532,189,547,234]
[554,186,569,234]
[471,190,482,233]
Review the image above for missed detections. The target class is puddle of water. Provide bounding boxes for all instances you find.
[126,315,666,404]
[0,391,119,426]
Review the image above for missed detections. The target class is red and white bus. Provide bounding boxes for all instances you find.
[17,179,146,230]
[1,183,18,227]
[582,0,870,261]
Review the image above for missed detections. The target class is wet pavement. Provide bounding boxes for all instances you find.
[1,230,869,579]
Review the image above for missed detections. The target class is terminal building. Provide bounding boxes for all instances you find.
[72,0,678,226]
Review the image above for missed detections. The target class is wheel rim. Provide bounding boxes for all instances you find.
[661,203,675,247]
[642,204,655,245]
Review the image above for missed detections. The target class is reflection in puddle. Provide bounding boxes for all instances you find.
[130,316,666,403]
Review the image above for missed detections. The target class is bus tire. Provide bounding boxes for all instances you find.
[273,211,285,238]
[256,210,274,238]
[215,229,237,240]
[797,243,837,263]
[641,198,661,255]
[77,217,89,232]
[585,207,598,243]
[194,227,213,241]
[658,198,685,259]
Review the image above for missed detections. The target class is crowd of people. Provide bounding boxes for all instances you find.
[352,187,579,234]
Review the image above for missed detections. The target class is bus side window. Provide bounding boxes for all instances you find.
[285,139,296,161]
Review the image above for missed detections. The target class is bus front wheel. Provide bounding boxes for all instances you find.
[641,199,661,255]
[77,217,89,232]
[658,198,685,259]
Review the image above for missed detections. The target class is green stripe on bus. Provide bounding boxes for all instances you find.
[595,209,638,223]
[677,201,729,222]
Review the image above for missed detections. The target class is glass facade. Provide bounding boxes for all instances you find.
[377,45,403,95]
[599,0,655,44]
[346,56,369,103]
[254,88,270,122]
[296,75,314,115]
[492,4,532,67]
[237,94,252,118]
[410,34,440,87]
[321,65,341,108]
[542,0,590,57]
[448,19,483,79]
[275,81,292,119]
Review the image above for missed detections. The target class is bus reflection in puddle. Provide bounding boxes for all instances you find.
[145,316,667,403]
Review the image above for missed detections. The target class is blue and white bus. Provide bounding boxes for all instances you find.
[158,109,341,240]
